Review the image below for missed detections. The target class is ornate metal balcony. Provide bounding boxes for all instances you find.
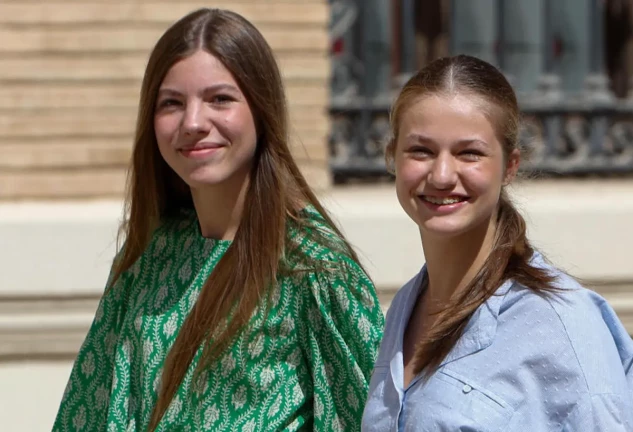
[328,0,633,182]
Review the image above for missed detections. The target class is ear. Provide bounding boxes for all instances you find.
[503,149,520,185]
[385,138,396,175]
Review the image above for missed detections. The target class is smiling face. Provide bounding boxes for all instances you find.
[393,93,519,239]
[154,50,258,191]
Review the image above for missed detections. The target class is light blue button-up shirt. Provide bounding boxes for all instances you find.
[362,253,633,431]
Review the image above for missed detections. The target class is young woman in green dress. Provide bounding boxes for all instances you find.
[52,8,384,432]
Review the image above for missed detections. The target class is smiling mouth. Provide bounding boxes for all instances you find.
[420,195,469,205]
[179,146,224,159]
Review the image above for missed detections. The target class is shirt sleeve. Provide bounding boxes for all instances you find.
[561,392,633,432]
[52,256,132,432]
[298,256,385,432]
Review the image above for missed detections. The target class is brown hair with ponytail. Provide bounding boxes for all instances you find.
[108,9,362,430]
[386,55,558,377]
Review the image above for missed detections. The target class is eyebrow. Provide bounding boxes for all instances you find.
[405,133,489,147]
[157,83,240,98]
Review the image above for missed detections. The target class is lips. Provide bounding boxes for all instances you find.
[179,142,225,152]
[178,142,226,158]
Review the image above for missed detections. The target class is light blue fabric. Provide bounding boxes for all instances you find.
[362,252,633,431]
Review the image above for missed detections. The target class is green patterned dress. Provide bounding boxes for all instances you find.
[52,207,384,431]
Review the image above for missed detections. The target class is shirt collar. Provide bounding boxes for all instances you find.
[439,251,549,366]
[439,278,515,367]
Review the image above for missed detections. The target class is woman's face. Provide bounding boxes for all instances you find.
[394,93,519,239]
[154,50,258,191]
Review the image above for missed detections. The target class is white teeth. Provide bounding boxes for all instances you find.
[422,196,465,205]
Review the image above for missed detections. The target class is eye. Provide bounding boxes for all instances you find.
[156,98,182,109]
[459,149,485,160]
[408,146,433,158]
[210,94,234,105]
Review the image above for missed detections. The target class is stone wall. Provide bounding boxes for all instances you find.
[0,0,331,200]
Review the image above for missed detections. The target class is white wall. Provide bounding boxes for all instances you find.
[1,179,633,431]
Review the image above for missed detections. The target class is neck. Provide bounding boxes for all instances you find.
[421,215,497,311]
[190,174,250,241]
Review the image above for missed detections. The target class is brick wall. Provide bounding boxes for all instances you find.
[0,1,331,200]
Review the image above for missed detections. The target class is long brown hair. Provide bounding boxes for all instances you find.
[109,9,361,430]
[387,55,557,377]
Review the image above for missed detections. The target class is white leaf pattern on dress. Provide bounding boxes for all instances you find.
[81,352,95,378]
[280,316,294,337]
[287,348,301,368]
[221,353,236,377]
[249,336,264,359]
[203,404,219,428]
[178,258,192,283]
[153,374,161,393]
[291,382,304,404]
[243,418,257,432]
[314,395,324,420]
[95,385,109,408]
[183,236,193,252]
[163,315,177,337]
[125,418,136,432]
[267,394,282,417]
[358,315,372,342]
[337,286,351,311]
[232,386,247,409]
[260,366,275,388]
[72,405,86,430]
[331,414,344,432]
[346,385,359,410]
[134,315,143,332]
[166,395,182,422]
[154,235,167,256]
[308,307,321,330]
[159,261,171,282]
[143,339,153,362]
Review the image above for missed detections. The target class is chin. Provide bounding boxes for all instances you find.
[420,213,494,240]
[421,224,470,239]
[186,176,227,189]
[181,166,230,187]
[416,214,470,237]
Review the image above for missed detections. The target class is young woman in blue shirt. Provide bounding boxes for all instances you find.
[362,55,633,431]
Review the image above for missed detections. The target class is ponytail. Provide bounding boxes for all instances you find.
[412,192,557,376]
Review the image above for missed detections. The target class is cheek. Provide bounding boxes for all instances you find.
[223,108,257,143]
[396,158,426,189]
[154,116,178,149]
[461,162,504,196]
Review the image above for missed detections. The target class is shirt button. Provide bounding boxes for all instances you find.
[462,384,473,394]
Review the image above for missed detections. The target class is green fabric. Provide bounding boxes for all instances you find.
[53,208,384,431]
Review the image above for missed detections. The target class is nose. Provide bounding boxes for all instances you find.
[181,101,210,137]
[428,153,458,189]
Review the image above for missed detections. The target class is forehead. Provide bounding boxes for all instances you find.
[160,50,239,89]
[398,93,499,145]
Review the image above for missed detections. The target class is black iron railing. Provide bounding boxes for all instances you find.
[328,0,633,182]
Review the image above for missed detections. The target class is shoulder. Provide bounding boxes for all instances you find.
[498,257,633,395]
[561,392,633,431]
[282,206,378,302]
[285,206,362,273]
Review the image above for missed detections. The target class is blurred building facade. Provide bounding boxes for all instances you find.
[1,1,331,201]
[1,1,633,431]
[329,0,633,178]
